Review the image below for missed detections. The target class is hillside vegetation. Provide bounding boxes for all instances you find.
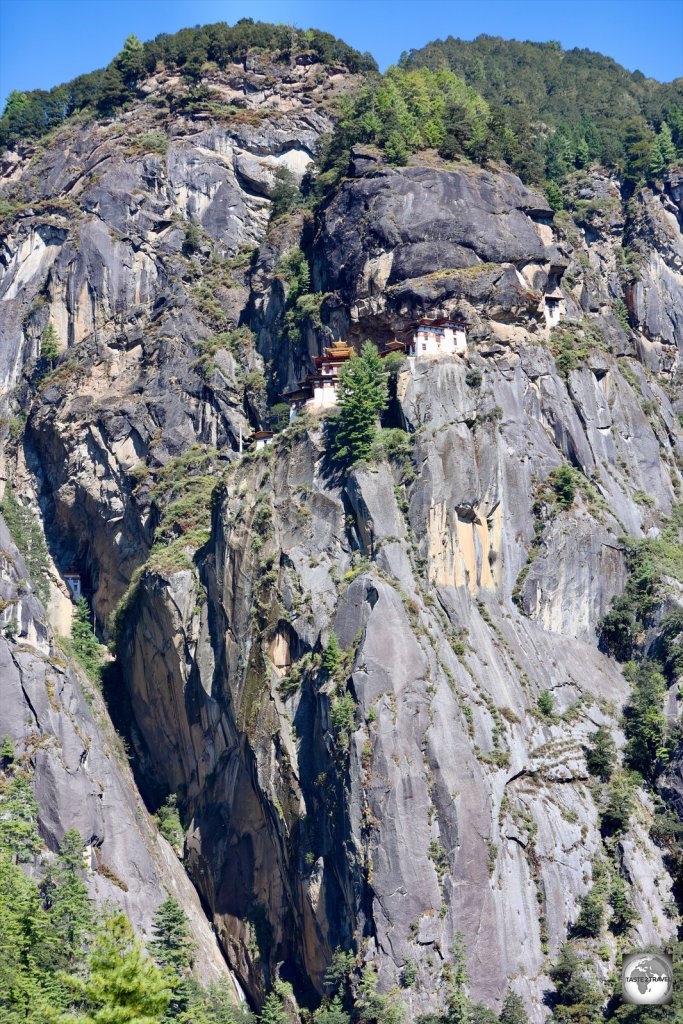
[0,19,376,150]
[3,26,681,197]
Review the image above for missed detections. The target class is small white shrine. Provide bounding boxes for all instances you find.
[544,290,565,328]
[64,572,82,600]
[249,430,275,450]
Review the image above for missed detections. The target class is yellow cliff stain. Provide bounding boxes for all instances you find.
[428,500,502,593]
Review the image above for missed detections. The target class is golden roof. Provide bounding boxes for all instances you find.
[323,340,354,360]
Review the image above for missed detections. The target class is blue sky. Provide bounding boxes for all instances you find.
[1,0,682,111]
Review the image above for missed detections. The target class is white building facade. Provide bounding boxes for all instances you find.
[409,319,468,359]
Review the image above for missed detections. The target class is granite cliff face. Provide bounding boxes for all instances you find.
[0,511,233,985]
[1,49,682,1020]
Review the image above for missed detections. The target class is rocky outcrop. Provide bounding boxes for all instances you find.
[0,57,363,625]
[0,512,236,991]
[117,346,680,1017]
[311,154,565,349]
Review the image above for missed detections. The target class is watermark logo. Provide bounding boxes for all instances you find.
[622,952,673,1006]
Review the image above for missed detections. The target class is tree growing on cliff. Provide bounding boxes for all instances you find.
[0,482,51,607]
[0,769,41,863]
[322,632,342,677]
[548,943,600,1022]
[258,991,289,1024]
[330,342,388,465]
[443,934,470,1024]
[149,896,194,1019]
[41,829,92,969]
[116,34,146,89]
[585,726,616,781]
[269,167,303,220]
[59,910,172,1023]
[499,991,528,1024]
[68,598,104,684]
[624,658,669,779]
[354,966,404,1024]
[40,323,59,368]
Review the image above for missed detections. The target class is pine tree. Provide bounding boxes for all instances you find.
[545,181,564,212]
[116,34,146,88]
[0,482,51,607]
[41,830,92,969]
[59,910,172,1023]
[537,689,554,717]
[622,118,655,190]
[574,137,590,169]
[69,597,104,683]
[96,66,127,116]
[331,342,388,465]
[658,121,676,165]
[609,875,638,933]
[314,995,350,1024]
[149,897,194,1020]
[443,933,471,1024]
[354,966,404,1024]
[0,769,41,862]
[548,943,599,1020]
[322,632,342,677]
[149,896,194,973]
[0,735,15,764]
[270,167,303,220]
[0,851,59,1021]
[575,888,604,937]
[648,136,666,181]
[624,659,669,779]
[40,323,59,367]
[601,772,635,834]
[499,990,528,1024]
[258,992,288,1024]
[545,127,574,181]
[585,725,616,781]
[198,977,255,1023]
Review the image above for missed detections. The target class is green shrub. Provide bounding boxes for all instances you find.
[465,367,482,388]
[550,465,577,508]
[269,167,303,220]
[574,888,604,937]
[137,130,168,155]
[428,840,449,880]
[537,689,554,716]
[153,794,183,853]
[329,691,356,747]
[585,725,616,781]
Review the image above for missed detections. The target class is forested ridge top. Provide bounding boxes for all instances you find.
[0,18,377,151]
[2,21,682,199]
[395,32,683,188]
